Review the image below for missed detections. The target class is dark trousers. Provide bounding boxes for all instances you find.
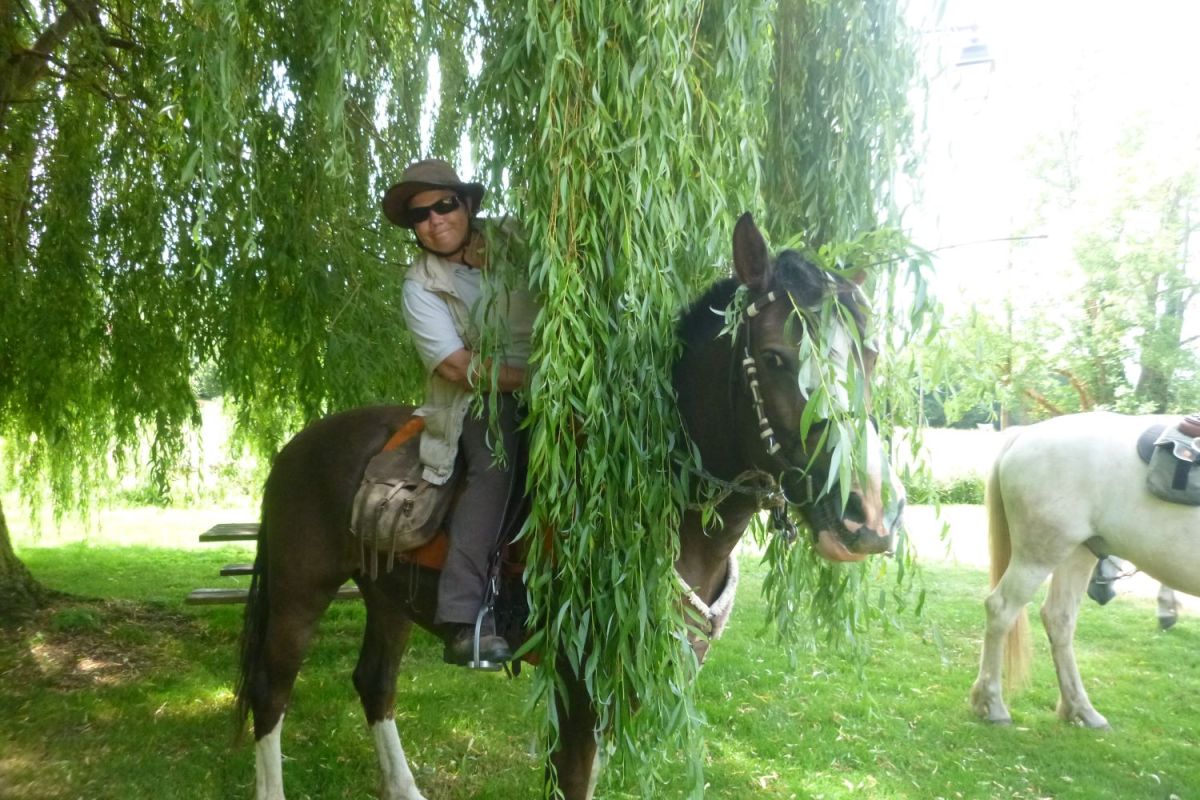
[435,394,520,627]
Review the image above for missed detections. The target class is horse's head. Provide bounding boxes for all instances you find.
[729,213,902,562]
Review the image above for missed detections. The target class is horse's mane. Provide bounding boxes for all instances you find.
[677,251,867,346]
[677,277,740,346]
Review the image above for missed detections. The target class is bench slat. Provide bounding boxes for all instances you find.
[199,522,260,542]
[185,584,360,606]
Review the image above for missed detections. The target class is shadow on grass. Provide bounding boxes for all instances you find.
[3,545,542,799]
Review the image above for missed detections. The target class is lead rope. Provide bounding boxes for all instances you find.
[683,466,782,510]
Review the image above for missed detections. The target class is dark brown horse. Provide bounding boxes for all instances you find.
[235,213,902,800]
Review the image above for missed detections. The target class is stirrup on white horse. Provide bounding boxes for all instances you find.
[1086,556,1121,606]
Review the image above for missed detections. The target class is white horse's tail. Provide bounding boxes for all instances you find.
[987,437,1031,689]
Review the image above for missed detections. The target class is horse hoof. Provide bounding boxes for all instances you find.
[972,704,1012,726]
[1158,614,1178,630]
[1080,721,1112,731]
[1066,714,1110,730]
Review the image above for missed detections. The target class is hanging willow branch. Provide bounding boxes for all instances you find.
[474,2,776,794]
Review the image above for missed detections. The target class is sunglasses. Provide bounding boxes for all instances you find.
[404,195,462,226]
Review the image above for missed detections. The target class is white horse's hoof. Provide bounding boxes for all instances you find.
[1060,704,1109,729]
[1158,613,1179,630]
[1071,718,1111,730]
[969,683,1011,724]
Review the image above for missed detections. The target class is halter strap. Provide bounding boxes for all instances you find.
[740,290,783,456]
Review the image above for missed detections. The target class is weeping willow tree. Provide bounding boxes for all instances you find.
[1,0,929,794]
[1,1,436,606]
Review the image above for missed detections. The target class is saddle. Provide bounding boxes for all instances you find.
[352,416,529,576]
[350,416,531,662]
[350,417,462,576]
[1136,414,1200,505]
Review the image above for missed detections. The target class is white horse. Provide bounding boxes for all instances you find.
[970,411,1200,728]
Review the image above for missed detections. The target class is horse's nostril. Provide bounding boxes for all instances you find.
[843,493,867,525]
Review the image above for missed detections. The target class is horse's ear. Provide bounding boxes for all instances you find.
[732,212,772,291]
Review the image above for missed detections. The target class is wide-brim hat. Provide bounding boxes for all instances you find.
[382,158,485,228]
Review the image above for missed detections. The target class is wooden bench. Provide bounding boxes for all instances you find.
[185,522,362,605]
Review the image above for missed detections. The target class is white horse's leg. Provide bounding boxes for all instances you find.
[971,564,1050,724]
[1157,585,1180,630]
[1041,547,1109,729]
[255,714,286,800]
[371,718,428,800]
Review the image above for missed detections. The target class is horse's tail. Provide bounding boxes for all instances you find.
[986,435,1031,690]
[233,508,270,746]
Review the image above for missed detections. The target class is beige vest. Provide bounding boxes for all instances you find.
[408,253,478,485]
[407,247,536,484]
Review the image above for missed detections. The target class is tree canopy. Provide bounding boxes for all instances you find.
[1,1,928,793]
[922,109,1200,426]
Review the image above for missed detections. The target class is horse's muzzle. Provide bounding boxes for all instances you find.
[807,492,896,562]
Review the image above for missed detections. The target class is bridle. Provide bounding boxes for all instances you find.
[735,287,823,507]
[740,290,784,457]
[683,284,827,542]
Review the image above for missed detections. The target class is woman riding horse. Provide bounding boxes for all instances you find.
[382,158,538,667]
[236,213,902,800]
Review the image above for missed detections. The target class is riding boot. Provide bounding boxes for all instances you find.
[442,618,512,666]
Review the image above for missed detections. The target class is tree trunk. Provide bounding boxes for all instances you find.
[0,0,103,131]
[0,499,47,620]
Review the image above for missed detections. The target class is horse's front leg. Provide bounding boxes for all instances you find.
[353,585,427,800]
[1041,549,1110,729]
[370,718,427,800]
[255,715,286,800]
[548,664,601,800]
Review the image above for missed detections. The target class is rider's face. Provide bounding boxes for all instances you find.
[409,189,470,255]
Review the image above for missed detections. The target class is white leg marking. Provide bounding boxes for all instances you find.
[255,714,286,800]
[584,749,601,800]
[372,718,428,800]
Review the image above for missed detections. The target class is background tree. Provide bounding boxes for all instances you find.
[924,113,1200,426]
[2,1,926,794]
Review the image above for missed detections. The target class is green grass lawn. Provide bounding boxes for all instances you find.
[3,513,1198,799]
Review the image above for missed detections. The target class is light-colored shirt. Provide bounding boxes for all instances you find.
[402,260,536,375]
[399,245,538,484]
[402,264,482,372]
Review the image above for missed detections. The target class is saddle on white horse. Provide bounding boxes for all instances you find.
[1136,414,1200,506]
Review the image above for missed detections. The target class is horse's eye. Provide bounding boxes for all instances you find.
[762,351,788,371]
